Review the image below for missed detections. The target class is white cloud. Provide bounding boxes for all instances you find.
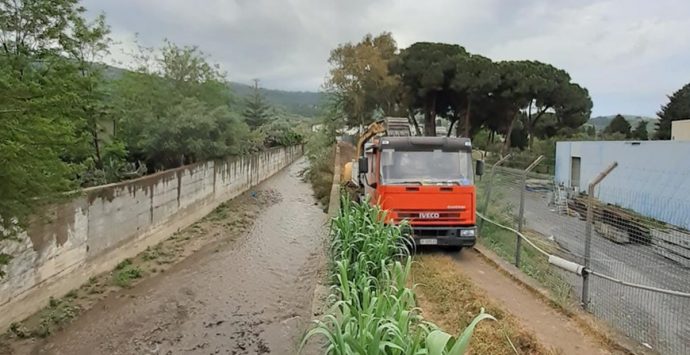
[82,0,690,116]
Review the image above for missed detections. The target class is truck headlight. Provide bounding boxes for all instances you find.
[460,228,476,237]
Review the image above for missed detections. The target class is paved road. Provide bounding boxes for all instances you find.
[30,158,327,354]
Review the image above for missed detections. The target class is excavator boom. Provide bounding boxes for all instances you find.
[341,117,411,185]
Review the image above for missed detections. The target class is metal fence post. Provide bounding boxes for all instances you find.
[515,156,544,267]
[478,154,511,235]
[582,162,618,310]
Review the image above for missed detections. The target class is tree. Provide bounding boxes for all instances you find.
[159,40,230,107]
[655,83,690,139]
[0,0,96,235]
[449,54,498,137]
[491,61,534,153]
[326,32,401,128]
[632,120,648,140]
[114,41,251,170]
[522,62,591,149]
[243,79,272,129]
[392,42,467,136]
[63,13,113,170]
[604,114,631,137]
[552,83,592,132]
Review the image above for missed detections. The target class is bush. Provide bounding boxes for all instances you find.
[304,127,336,206]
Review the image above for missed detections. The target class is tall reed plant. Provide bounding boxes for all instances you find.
[303,195,494,354]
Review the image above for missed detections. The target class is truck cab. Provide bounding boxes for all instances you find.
[356,136,482,249]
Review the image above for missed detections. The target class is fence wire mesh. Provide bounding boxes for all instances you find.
[477,161,690,355]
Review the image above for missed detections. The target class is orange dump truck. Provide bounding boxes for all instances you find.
[343,119,484,250]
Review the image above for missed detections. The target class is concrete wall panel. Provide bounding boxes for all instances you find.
[555,141,690,229]
[0,146,302,328]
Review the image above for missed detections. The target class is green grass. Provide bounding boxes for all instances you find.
[477,177,573,306]
[113,262,143,288]
[8,296,81,338]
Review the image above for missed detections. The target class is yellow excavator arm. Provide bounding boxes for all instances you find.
[340,117,410,185]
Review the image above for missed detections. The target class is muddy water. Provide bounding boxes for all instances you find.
[31,158,328,355]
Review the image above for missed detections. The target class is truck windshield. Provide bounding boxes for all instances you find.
[380,149,473,185]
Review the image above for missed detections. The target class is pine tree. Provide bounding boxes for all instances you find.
[604,114,631,137]
[242,79,272,129]
[631,120,649,140]
[655,83,690,139]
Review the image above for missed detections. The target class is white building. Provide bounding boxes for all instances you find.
[671,119,690,140]
[555,140,690,229]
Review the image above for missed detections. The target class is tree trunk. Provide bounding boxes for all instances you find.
[527,101,533,150]
[528,105,549,150]
[408,110,422,136]
[447,119,457,137]
[424,97,437,136]
[501,111,518,155]
[92,129,102,169]
[463,100,472,137]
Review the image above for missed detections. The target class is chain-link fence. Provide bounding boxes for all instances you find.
[476,156,690,355]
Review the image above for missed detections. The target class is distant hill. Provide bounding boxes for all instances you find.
[229,82,323,117]
[102,65,324,117]
[589,115,658,132]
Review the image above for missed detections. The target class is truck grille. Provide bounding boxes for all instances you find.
[392,209,464,223]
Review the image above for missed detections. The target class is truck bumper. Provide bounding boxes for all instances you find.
[410,226,476,247]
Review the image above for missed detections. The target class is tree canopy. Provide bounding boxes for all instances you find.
[328,36,593,147]
[655,83,690,139]
[392,42,467,136]
[632,120,649,140]
[1,0,98,234]
[0,0,305,236]
[604,114,632,137]
[326,32,401,128]
[243,79,272,129]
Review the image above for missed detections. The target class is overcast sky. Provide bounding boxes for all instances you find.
[83,0,690,117]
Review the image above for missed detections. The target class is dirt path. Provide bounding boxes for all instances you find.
[19,158,327,355]
[450,249,610,355]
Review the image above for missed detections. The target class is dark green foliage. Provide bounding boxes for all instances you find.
[632,120,649,140]
[604,114,631,137]
[392,42,468,136]
[259,118,303,147]
[386,41,592,149]
[230,82,322,117]
[655,83,690,139]
[113,263,143,288]
[104,67,322,117]
[242,80,272,128]
[589,115,656,133]
[0,0,93,236]
[112,41,255,170]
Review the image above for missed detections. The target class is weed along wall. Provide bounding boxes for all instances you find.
[0,146,303,328]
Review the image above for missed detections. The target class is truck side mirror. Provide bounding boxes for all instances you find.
[358,156,369,174]
[476,160,485,176]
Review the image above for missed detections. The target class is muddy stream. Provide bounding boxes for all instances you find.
[22,158,327,354]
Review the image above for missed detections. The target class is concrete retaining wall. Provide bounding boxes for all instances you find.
[0,146,302,328]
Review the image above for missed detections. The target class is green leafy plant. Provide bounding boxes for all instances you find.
[425,309,496,355]
[302,196,494,354]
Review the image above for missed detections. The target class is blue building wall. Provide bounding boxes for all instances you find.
[555,141,690,230]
